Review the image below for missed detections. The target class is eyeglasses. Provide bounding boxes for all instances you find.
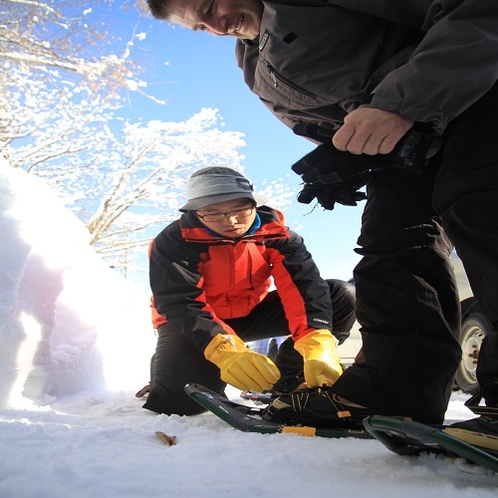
[196,206,255,222]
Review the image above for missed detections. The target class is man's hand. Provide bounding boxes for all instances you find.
[204,334,281,391]
[333,108,414,155]
[292,115,433,186]
[294,329,343,387]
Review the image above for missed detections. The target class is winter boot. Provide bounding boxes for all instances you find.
[262,386,372,429]
[445,387,498,456]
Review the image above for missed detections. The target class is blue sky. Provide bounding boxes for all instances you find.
[111,7,363,281]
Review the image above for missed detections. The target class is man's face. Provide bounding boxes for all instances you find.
[195,198,257,239]
[167,0,263,40]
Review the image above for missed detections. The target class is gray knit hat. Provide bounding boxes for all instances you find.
[179,167,267,212]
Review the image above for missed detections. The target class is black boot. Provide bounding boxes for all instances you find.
[446,386,498,456]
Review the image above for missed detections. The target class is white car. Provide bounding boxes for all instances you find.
[248,253,490,394]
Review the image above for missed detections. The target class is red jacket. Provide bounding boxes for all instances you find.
[149,206,332,352]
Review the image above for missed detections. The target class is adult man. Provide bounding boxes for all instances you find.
[146,0,498,436]
[145,166,355,415]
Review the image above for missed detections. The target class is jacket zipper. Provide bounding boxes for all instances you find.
[266,63,317,98]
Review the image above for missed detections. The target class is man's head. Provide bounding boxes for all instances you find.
[147,0,263,40]
[180,166,263,211]
[181,166,266,238]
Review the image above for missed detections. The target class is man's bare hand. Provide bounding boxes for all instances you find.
[333,108,414,155]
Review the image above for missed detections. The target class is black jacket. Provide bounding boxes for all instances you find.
[236,0,498,135]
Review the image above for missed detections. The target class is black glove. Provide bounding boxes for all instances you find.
[333,330,350,346]
[292,123,434,184]
[297,175,369,211]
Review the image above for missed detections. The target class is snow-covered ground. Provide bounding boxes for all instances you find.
[0,159,496,497]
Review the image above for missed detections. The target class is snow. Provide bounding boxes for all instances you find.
[0,158,496,497]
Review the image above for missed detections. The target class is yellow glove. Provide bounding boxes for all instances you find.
[204,334,281,391]
[294,329,343,387]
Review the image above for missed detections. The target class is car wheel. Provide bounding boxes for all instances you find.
[455,305,491,394]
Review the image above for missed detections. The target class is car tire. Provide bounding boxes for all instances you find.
[455,299,492,394]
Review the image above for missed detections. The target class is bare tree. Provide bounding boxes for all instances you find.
[0,1,293,280]
[0,1,147,145]
[0,0,140,90]
[3,69,248,269]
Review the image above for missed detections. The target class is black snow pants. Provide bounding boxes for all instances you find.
[332,82,498,422]
[433,82,498,408]
[143,279,356,415]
